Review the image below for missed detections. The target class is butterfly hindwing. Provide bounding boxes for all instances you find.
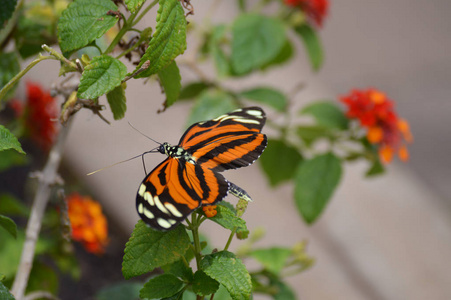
[136,158,229,230]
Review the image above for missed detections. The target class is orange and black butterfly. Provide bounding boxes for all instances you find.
[136,107,267,231]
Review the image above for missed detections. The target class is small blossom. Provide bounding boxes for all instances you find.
[202,205,217,218]
[67,193,109,254]
[284,0,329,27]
[341,88,413,163]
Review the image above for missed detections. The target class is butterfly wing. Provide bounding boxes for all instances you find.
[178,107,267,172]
[136,157,229,230]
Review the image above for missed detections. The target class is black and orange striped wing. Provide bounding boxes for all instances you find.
[136,157,229,230]
[179,107,267,172]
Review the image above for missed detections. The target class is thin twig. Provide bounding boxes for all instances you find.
[11,122,72,300]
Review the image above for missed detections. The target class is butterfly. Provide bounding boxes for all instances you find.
[136,107,267,231]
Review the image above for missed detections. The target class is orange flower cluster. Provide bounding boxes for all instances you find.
[202,205,217,218]
[10,82,59,150]
[67,193,109,254]
[284,0,329,27]
[341,88,413,163]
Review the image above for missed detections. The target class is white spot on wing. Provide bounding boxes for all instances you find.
[168,219,177,225]
[164,203,183,217]
[145,192,154,206]
[143,207,154,219]
[154,196,170,214]
[138,203,144,214]
[138,184,146,197]
[246,109,262,117]
[157,218,172,228]
[233,118,260,124]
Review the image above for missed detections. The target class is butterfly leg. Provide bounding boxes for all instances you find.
[228,182,252,202]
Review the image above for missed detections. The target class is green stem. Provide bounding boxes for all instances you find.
[132,0,159,27]
[42,44,78,70]
[223,227,237,251]
[191,214,203,271]
[104,0,158,55]
[116,37,144,59]
[0,55,53,102]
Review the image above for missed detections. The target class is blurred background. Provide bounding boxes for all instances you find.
[8,0,451,299]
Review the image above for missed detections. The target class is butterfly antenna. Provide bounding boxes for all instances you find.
[128,121,162,145]
[87,148,159,176]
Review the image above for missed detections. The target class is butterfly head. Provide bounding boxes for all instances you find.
[158,143,167,155]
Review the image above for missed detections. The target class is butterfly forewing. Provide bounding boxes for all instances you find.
[180,107,267,171]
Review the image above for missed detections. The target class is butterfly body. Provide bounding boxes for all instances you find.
[136,107,267,231]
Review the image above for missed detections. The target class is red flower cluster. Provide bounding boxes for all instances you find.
[341,88,413,163]
[25,82,59,150]
[67,193,109,255]
[284,0,329,27]
[10,82,59,150]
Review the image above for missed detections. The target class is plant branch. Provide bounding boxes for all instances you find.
[11,122,72,300]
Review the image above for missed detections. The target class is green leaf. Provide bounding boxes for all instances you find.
[140,274,183,299]
[0,0,17,29]
[0,194,29,217]
[125,0,146,13]
[162,289,185,300]
[295,24,324,71]
[210,25,231,77]
[201,251,252,300]
[261,40,294,69]
[179,82,211,100]
[0,149,27,172]
[26,260,58,295]
[96,282,142,300]
[161,259,194,282]
[122,221,190,279]
[239,87,288,112]
[231,13,286,75]
[0,125,25,154]
[249,247,291,274]
[78,55,127,100]
[0,52,20,101]
[14,17,50,59]
[272,278,296,300]
[186,90,237,126]
[106,83,127,120]
[0,216,17,239]
[0,281,14,300]
[294,153,342,224]
[158,60,182,108]
[366,157,385,177]
[133,0,187,78]
[57,0,118,53]
[260,139,302,186]
[296,125,333,146]
[205,204,248,239]
[192,270,219,296]
[300,101,348,130]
